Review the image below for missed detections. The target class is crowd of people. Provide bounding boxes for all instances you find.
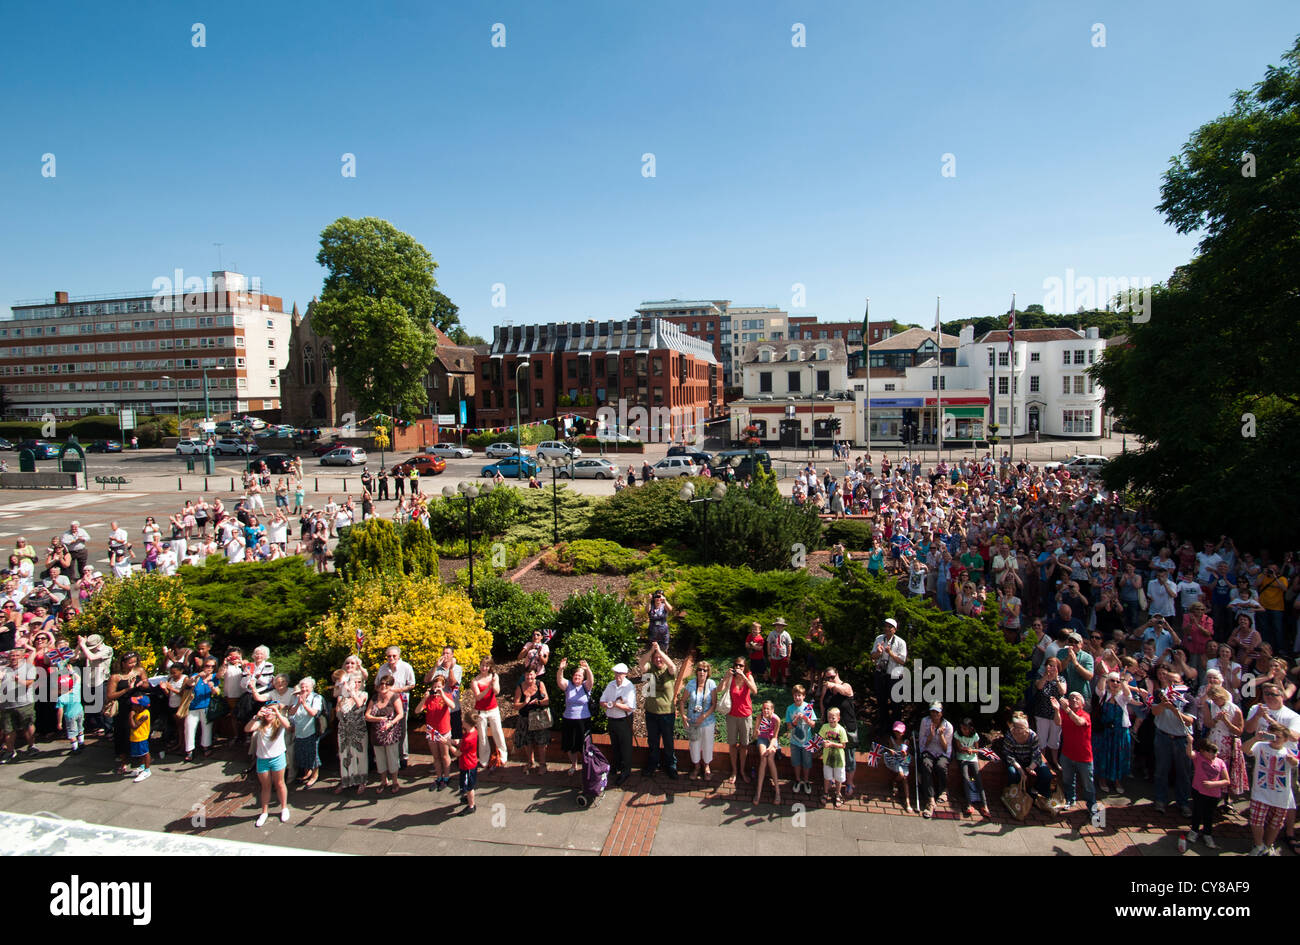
[2,444,1299,852]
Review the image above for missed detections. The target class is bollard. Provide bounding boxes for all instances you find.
[179,477,182,491]
[315,477,319,492]
[230,477,235,492]
[204,477,209,493]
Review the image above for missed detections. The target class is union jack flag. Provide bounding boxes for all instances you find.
[1161,685,1189,708]
[865,744,882,767]
[541,628,555,644]
[1261,753,1290,792]
[1128,687,1152,707]
[51,645,75,664]
[806,733,825,755]
[354,629,365,653]
[976,747,999,762]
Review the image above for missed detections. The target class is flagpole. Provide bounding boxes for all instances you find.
[1009,291,1016,467]
[935,296,943,456]
[864,297,871,461]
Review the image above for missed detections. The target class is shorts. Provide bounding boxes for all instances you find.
[0,704,35,735]
[129,739,150,758]
[1249,800,1289,831]
[459,768,478,794]
[823,764,846,783]
[725,714,753,746]
[790,744,813,769]
[768,658,789,677]
[426,727,451,744]
[256,754,287,774]
[756,737,773,750]
[1035,715,1062,751]
[749,657,767,678]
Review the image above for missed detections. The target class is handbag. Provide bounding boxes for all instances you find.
[716,683,732,718]
[1138,587,1148,611]
[206,695,228,723]
[314,695,330,735]
[1001,782,1033,821]
[527,705,553,731]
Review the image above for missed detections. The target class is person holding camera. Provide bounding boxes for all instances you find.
[1137,614,1180,662]
[419,678,456,790]
[872,618,907,732]
[722,657,758,786]
[245,702,292,827]
[1257,565,1289,654]
[290,677,323,788]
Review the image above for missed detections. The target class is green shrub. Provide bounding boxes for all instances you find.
[399,520,440,577]
[539,539,647,575]
[499,485,600,546]
[424,485,523,543]
[178,556,338,654]
[553,632,612,733]
[707,466,823,569]
[584,477,697,546]
[823,519,874,550]
[471,576,555,661]
[670,565,817,661]
[333,518,404,580]
[574,436,644,453]
[555,585,637,665]
[465,425,555,451]
[68,573,204,676]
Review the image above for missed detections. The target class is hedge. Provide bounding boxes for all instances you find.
[574,436,645,453]
[823,518,874,550]
[583,477,698,547]
[472,575,555,661]
[465,424,555,451]
[0,413,176,447]
[538,539,647,575]
[554,585,638,665]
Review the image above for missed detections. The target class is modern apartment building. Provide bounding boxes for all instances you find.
[2,271,291,419]
[635,299,733,385]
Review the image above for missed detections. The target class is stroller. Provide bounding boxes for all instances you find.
[576,733,609,808]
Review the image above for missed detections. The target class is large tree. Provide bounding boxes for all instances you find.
[311,217,442,419]
[1095,37,1300,549]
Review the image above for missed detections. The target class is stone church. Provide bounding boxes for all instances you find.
[278,299,358,426]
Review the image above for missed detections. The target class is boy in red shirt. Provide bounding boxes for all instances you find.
[450,709,479,815]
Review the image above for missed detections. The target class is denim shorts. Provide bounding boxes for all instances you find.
[256,754,286,774]
[790,744,813,768]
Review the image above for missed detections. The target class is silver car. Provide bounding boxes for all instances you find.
[560,458,619,480]
[320,446,367,466]
[485,442,530,459]
[425,443,474,459]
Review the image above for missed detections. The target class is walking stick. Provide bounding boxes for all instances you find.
[913,731,921,812]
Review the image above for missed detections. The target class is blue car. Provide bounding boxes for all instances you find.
[18,439,60,459]
[481,456,540,479]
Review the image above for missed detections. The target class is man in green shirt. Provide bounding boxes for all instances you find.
[642,642,678,778]
[1060,632,1095,699]
[960,542,985,576]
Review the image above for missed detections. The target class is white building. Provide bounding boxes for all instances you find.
[728,306,790,383]
[731,338,855,447]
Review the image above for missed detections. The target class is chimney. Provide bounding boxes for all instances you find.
[1085,327,1100,340]
[959,324,974,346]
[55,291,68,304]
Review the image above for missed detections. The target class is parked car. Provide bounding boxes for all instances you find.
[1043,454,1109,475]
[652,457,700,477]
[260,453,294,474]
[485,441,531,459]
[711,448,772,478]
[536,440,583,462]
[481,456,540,479]
[311,439,346,456]
[213,438,258,456]
[560,457,620,480]
[242,417,268,431]
[424,443,474,459]
[86,439,123,453]
[176,437,209,456]
[391,455,447,477]
[320,446,367,467]
[0,438,13,451]
[214,420,246,436]
[667,445,713,466]
[17,439,59,459]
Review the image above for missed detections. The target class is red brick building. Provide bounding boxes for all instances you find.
[474,318,723,441]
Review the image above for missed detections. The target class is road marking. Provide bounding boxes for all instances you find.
[0,493,144,511]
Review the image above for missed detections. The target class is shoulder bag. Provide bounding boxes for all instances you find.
[527,692,553,731]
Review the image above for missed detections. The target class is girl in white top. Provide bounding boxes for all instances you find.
[244,703,292,827]
[267,513,288,549]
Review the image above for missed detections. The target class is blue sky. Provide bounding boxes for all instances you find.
[1,1,1295,333]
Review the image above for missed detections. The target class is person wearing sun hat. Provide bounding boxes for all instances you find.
[917,701,953,818]
[872,618,908,731]
[600,663,636,786]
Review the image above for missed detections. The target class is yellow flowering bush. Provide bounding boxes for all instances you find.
[301,574,492,687]
[68,573,205,675]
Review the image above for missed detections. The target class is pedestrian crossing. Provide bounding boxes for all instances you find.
[0,493,145,515]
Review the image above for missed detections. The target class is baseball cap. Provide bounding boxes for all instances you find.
[884,618,898,628]
[892,721,906,734]
[612,663,629,675]
[928,701,943,713]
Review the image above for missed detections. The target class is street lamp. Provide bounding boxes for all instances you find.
[539,454,568,544]
[202,365,225,427]
[514,359,531,480]
[444,479,495,600]
[680,480,727,562]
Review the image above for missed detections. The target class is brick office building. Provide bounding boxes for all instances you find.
[474,317,723,442]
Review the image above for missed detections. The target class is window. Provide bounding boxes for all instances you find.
[534,362,543,379]
[1029,375,1040,393]
[988,349,995,366]
[267,338,275,348]
[884,383,896,391]
[1088,349,1096,364]
[1030,351,1040,363]
[998,407,1008,425]
[759,349,771,363]
[816,370,830,392]
[1063,350,1071,365]
[787,347,800,361]
[268,358,276,368]
[759,372,772,393]
[1074,376,1085,395]
[788,371,801,392]
[652,357,664,376]
[1074,350,1086,365]
[817,348,828,361]
[1088,376,1096,393]
[1062,409,1094,434]
[930,375,947,390]
[998,377,1009,395]
[1062,376,1071,395]
[997,352,1009,367]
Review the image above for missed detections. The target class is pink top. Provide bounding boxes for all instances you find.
[1193,753,1229,798]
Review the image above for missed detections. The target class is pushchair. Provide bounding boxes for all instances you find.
[575,733,609,808]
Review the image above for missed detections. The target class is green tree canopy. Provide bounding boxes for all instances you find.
[312,217,441,419]
[1095,37,1300,549]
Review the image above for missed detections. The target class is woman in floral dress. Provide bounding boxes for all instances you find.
[332,656,370,795]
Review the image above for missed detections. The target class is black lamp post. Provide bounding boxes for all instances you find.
[680,480,727,561]
[540,454,567,544]
[444,479,494,599]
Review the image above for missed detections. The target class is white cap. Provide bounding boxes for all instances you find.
[612,663,629,675]
[884,618,898,628]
